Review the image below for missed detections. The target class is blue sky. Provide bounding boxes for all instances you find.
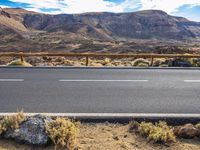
[0,0,200,21]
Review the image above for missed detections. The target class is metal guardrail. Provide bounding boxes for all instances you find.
[1,52,200,66]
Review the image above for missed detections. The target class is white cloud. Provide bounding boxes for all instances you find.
[0,5,9,8]
[140,0,200,13]
[8,0,200,15]
[9,0,140,14]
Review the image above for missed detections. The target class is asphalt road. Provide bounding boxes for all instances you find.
[0,67,200,114]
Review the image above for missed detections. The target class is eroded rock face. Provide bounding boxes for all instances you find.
[4,114,52,145]
[174,124,200,139]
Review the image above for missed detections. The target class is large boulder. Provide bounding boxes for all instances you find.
[168,58,192,67]
[174,124,199,139]
[4,114,52,145]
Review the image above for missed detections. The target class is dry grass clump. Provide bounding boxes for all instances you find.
[132,58,149,67]
[159,64,169,67]
[132,121,176,143]
[45,117,79,150]
[0,111,26,134]
[195,122,200,130]
[7,59,32,67]
[137,63,149,67]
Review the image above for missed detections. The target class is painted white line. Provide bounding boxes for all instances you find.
[184,80,200,83]
[0,79,24,82]
[59,80,148,82]
[0,113,200,118]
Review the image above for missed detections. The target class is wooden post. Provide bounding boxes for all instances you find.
[86,56,89,66]
[20,53,25,63]
[150,57,154,66]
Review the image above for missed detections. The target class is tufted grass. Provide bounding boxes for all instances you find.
[45,117,79,150]
[7,59,32,67]
[0,111,26,135]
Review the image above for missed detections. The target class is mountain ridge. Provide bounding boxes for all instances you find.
[0,7,200,53]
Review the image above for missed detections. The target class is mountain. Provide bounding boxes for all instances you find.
[0,7,200,53]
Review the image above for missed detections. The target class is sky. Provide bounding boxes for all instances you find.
[0,0,200,21]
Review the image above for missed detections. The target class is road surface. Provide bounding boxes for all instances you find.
[0,67,200,114]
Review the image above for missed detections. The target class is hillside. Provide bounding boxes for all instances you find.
[0,7,200,53]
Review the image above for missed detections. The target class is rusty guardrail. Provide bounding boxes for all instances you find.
[1,52,200,66]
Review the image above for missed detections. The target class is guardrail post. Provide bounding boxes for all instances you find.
[86,56,89,66]
[20,52,25,63]
[150,57,154,66]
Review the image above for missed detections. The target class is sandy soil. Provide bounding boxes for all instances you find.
[0,123,200,150]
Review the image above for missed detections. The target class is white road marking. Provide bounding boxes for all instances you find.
[0,113,199,118]
[184,80,200,83]
[0,79,24,82]
[59,80,148,82]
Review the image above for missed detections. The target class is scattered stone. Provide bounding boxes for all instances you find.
[4,114,53,146]
[26,57,43,66]
[42,56,52,61]
[113,136,120,141]
[55,57,66,62]
[174,124,199,139]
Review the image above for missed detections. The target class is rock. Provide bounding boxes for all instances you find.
[90,62,103,67]
[47,62,54,66]
[26,57,43,66]
[174,124,199,139]
[4,114,53,145]
[105,63,115,67]
[42,56,52,61]
[54,57,66,62]
[168,58,192,67]
[104,58,111,64]
[131,58,149,67]
[113,136,120,141]
[153,58,168,67]
[63,59,74,66]
[112,60,125,66]
[73,62,82,67]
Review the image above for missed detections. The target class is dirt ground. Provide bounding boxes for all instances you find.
[0,123,200,150]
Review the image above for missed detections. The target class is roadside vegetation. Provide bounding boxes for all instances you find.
[7,59,32,67]
[0,111,26,134]
[45,117,79,150]
[130,121,176,143]
[2,56,200,67]
[0,112,200,149]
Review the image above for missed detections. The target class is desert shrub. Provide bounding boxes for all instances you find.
[138,121,176,143]
[137,63,149,67]
[7,59,32,67]
[195,123,200,129]
[153,58,168,67]
[159,64,169,67]
[129,121,140,131]
[0,111,26,134]
[132,58,149,67]
[192,58,200,67]
[45,117,79,150]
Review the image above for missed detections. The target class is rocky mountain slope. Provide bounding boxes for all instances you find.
[0,7,200,53]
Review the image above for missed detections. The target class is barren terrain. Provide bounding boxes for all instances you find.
[0,123,200,150]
